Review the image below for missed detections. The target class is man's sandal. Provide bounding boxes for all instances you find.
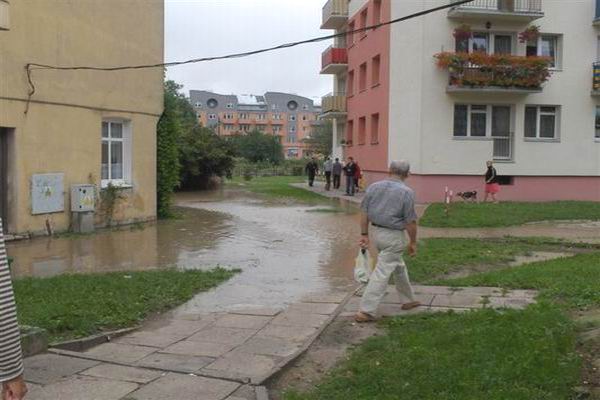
[354,312,376,323]
[401,301,421,311]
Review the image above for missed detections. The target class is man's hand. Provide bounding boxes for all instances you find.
[359,235,369,249]
[407,242,417,257]
[2,375,27,400]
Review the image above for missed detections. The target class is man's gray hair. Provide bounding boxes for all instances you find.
[389,160,410,177]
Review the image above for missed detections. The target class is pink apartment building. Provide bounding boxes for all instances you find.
[320,0,600,202]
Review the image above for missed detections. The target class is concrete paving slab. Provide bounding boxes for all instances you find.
[427,306,473,314]
[378,303,432,317]
[187,326,258,346]
[236,337,301,357]
[413,285,456,296]
[230,384,258,400]
[487,296,534,310]
[80,363,163,384]
[270,311,330,328]
[26,375,137,400]
[214,314,273,330]
[287,302,339,315]
[115,331,187,348]
[256,325,318,343]
[161,340,236,358]
[136,352,215,373]
[229,307,283,317]
[84,343,157,364]
[431,294,485,309]
[143,319,214,336]
[448,286,504,297]
[24,354,100,385]
[302,292,348,303]
[127,373,239,400]
[382,292,435,306]
[506,289,538,299]
[203,350,279,382]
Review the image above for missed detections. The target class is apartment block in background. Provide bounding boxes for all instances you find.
[320,0,600,202]
[0,0,164,235]
[190,91,322,159]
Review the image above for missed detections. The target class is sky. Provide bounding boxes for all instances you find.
[165,0,332,102]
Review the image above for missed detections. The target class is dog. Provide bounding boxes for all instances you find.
[456,191,478,202]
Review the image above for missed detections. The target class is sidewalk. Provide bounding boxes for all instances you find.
[22,284,536,400]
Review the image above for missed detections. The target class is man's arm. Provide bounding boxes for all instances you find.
[359,211,370,249]
[405,221,418,257]
[0,220,27,400]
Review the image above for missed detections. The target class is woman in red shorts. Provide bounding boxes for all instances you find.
[484,161,500,203]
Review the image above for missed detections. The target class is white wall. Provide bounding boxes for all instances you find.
[388,0,600,177]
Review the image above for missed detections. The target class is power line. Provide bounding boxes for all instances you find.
[24,0,473,110]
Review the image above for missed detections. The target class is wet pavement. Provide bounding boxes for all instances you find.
[8,188,360,314]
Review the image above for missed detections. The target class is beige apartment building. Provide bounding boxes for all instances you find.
[0,0,164,236]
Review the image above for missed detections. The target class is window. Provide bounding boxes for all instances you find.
[358,117,366,145]
[360,9,368,39]
[223,124,234,131]
[303,104,309,111]
[239,113,249,119]
[287,129,297,143]
[240,124,251,132]
[372,55,381,86]
[272,113,281,120]
[371,113,379,144]
[596,106,600,140]
[347,21,355,46]
[359,63,367,92]
[302,115,307,121]
[101,120,130,187]
[271,104,278,110]
[224,113,233,120]
[454,104,511,138]
[273,126,281,133]
[208,114,217,120]
[226,103,234,109]
[348,70,355,95]
[289,115,296,121]
[527,35,560,68]
[287,148,299,158]
[194,102,202,108]
[256,114,266,120]
[373,0,382,25]
[347,120,354,145]
[525,106,559,139]
[456,32,513,55]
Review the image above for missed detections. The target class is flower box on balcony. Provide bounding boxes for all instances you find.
[435,52,551,91]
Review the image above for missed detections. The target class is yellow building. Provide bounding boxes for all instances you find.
[0,0,164,236]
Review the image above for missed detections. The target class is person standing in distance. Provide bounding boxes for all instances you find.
[355,160,420,322]
[332,158,343,190]
[323,157,333,191]
[0,219,28,400]
[305,157,319,187]
[343,157,357,196]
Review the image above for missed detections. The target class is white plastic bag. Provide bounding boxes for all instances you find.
[354,249,374,284]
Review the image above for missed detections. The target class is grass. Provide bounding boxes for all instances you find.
[285,244,600,400]
[438,252,600,310]
[227,176,327,203]
[419,201,600,228]
[13,267,238,342]
[404,237,586,283]
[286,306,579,400]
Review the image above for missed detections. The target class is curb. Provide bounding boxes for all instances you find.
[50,326,140,352]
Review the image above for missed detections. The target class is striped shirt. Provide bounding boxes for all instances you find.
[0,219,24,383]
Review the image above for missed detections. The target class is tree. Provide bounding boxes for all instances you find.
[179,126,236,190]
[228,130,284,164]
[302,120,333,157]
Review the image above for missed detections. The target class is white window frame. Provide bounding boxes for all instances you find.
[226,103,234,109]
[302,104,309,110]
[524,105,560,140]
[453,104,492,138]
[194,102,202,108]
[273,126,281,133]
[257,114,266,120]
[457,32,516,55]
[289,115,296,121]
[101,119,132,188]
[208,114,217,120]
[528,34,562,70]
[239,113,248,119]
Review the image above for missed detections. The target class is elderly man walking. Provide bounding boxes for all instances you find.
[0,219,27,400]
[355,160,420,322]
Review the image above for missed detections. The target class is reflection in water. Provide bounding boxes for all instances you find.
[8,189,361,313]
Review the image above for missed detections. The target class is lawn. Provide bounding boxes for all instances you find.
[13,268,238,342]
[228,176,327,203]
[419,201,600,228]
[285,245,600,400]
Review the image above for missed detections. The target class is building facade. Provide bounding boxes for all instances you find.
[0,0,164,235]
[189,91,321,159]
[320,0,600,202]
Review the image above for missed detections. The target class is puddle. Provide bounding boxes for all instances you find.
[507,251,572,267]
[7,188,360,313]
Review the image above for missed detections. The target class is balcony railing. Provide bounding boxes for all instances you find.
[435,52,550,94]
[593,62,600,95]
[322,0,348,30]
[321,46,348,75]
[448,0,543,21]
[320,93,347,118]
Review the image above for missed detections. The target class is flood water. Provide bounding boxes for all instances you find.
[7,188,361,312]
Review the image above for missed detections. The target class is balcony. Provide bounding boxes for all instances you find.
[321,0,348,30]
[448,0,544,22]
[320,93,347,119]
[593,62,600,96]
[435,52,550,94]
[0,0,9,30]
[321,46,348,75]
